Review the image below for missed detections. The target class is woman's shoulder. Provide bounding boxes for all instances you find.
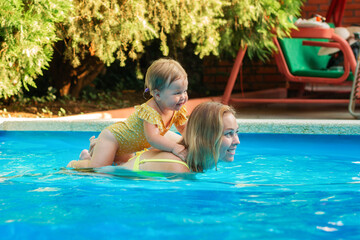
[143,149,180,160]
[142,150,190,172]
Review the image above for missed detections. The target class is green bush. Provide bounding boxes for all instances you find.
[0,0,71,98]
[0,0,304,99]
[60,0,225,67]
[220,0,303,61]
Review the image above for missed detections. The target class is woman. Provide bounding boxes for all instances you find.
[67,101,240,173]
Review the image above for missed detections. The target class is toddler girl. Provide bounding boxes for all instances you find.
[68,58,188,168]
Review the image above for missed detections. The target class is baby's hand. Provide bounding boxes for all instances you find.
[172,144,188,161]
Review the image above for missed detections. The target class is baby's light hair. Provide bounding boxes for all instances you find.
[144,58,187,94]
[181,102,236,172]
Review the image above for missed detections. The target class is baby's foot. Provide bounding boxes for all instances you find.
[79,149,91,160]
[67,160,77,168]
[67,159,91,168]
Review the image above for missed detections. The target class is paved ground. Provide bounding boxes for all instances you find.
[232,102,356,120]
[224,89,360,120]
[68,95,359,120]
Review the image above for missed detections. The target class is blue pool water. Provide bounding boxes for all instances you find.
[0,131,360,239]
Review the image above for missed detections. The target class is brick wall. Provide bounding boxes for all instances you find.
[301,0,360,25]
[203,0,360,94]
[203,56,285,93]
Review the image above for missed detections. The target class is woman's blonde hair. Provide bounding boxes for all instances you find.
[181,101,236,172]
[144,58,187,93]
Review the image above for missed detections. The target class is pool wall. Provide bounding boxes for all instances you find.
[1,118,360,135]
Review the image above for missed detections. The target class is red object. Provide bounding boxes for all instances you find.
[221,0,360,116]
[326,0,347,27]
[221,27,357,106]
[273,28,356,84]
[221,46,247,106]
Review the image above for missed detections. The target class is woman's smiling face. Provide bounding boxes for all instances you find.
[219,112,240,162]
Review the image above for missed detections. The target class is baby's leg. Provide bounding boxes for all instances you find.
[69,130,118,168]
[88,129,118,167]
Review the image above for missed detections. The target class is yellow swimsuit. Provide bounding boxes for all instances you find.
[106,98,187,155]
[131,150,190,171]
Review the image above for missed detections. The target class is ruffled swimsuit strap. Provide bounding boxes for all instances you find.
[173,105,188,127]
[136,99,163,124]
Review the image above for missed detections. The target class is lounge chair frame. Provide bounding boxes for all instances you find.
[349,50,360,118]
[222,0,360,118]
[221,27,359,115]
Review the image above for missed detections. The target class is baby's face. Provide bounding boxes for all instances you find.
[158,78,188,111]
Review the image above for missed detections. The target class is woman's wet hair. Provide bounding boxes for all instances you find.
[181,101,236,172]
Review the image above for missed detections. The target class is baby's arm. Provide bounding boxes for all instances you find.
[175,121,187,135]
[144,121,186,160]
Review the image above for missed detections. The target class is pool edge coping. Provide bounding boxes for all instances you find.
[1,118,360,135]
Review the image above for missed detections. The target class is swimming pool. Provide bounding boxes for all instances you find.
[1,124,359,239]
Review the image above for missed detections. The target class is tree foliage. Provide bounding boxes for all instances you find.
[220,0,303,60]
[0,0,71,98]
[59,0,226,67]
[0,0,304,99]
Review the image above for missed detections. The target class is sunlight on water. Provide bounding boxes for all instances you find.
[0,131,360,239]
